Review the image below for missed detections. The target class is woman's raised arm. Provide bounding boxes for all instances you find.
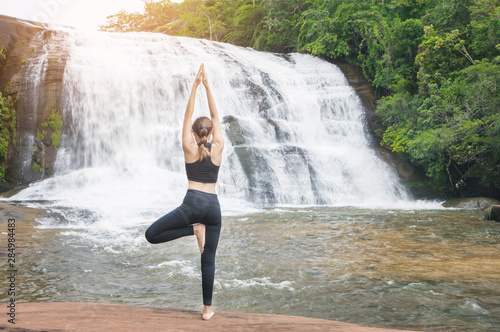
[182,65,203,153]
[201,66,224,149]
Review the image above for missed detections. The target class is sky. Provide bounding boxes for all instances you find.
[0,0,148,30]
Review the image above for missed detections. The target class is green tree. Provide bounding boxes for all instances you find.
[252,0,305,51]
[100,10,146,32]
[380,60,500,194]
[0,91,16,181]
[422,0,473,32]
[223,1,265,46]
[298,1,365,59]
[467,0,500,60]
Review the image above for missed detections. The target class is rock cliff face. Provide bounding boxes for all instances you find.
[0,15,65,191]
[333,60,425,186]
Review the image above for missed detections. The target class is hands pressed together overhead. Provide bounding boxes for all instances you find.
[194,63,210,89]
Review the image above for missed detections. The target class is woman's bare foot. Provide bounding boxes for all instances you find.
[193,224,205,254]
[202,306,214,320]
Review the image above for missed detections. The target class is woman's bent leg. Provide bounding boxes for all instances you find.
[145,204,194,244]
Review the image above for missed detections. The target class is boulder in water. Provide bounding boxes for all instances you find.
[442,197,500,210]
[484,205,500,222]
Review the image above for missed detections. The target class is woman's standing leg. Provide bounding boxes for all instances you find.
[201,224,221,303]
[199,196,221,320]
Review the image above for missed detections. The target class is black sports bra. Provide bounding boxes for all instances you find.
[185,142,220,183]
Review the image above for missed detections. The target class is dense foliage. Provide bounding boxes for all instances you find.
[0,46,17,181]
[0,91,16,181]
[101,0,500,197]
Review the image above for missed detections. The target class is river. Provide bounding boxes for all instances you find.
[3,202,499,331]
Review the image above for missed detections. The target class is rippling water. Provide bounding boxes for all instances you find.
[7,203,500,331]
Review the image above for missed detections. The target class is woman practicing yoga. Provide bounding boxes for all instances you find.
[145,63,224,321]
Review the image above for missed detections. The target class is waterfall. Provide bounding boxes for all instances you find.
[11,29,410,215]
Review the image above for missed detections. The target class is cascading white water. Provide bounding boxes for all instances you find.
[11,29,410,219]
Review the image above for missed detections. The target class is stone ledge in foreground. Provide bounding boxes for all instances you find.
[2,302,420,332]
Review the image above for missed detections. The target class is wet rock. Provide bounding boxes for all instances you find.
[0,16,44,87]
[332,60,382,137]
[244,72,286,119]
[267,118,290,142]
[332,59,427,191]
[0,15,66,190]
[246,79,272,115]
[232,146,276,204]
[222,115,246,146]
[1,16,44,190]
[442,197,500,210]
[484,205,500,222]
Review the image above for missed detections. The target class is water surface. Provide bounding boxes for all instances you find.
[7,204,499,331]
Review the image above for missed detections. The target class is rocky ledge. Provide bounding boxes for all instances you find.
[3,302,420,332]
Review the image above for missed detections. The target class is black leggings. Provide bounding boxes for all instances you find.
[145,189,221,306]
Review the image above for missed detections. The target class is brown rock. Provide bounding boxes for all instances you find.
[3,302,420,332]
[332,60,382,138]
[332,60,426,187]
[0,14,66,189]
[485,205,500,221]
